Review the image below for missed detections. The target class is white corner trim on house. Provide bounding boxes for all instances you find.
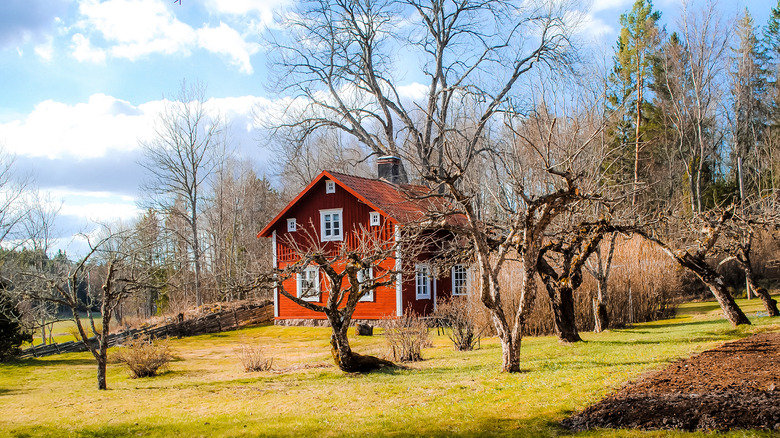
[395,225,402,317]
[272,230,279,318]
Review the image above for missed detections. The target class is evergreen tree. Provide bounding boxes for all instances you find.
[608,0,663,206]
[731,8,768,198]
[0,291,32,362]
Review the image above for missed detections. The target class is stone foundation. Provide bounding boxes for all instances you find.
[274,318,380,328]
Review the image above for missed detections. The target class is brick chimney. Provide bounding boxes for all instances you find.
[377,156,406,184]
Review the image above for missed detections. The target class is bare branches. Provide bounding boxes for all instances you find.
[139,81,227,307]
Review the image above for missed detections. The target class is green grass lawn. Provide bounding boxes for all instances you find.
[2,297,779,438]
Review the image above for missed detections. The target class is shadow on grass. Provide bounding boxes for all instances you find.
[5,357,95,368]
[3,415,577,438]
[620,318,724,331]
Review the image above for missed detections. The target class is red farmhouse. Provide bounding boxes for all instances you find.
[257,157,469,324]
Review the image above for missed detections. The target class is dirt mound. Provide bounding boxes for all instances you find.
[563,332,780,432]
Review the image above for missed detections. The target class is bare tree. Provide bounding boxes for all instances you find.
[677,1,729,214]
[18,226,158,390]
[139,81,226,307]
[639,206,751,326]
[204,158,281,301]
[271,0,579,373]
[584,232,617,333]
[0,146,30,250]
[276,225,411,372]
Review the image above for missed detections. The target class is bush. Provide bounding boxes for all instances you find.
[113,337,172,378]
[382,308,429,362]
[434,297,483,351]
[234,341,273,372]
[66,324,82,342]
[0,302,32,362]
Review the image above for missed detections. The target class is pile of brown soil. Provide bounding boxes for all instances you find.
[562,332,780,432]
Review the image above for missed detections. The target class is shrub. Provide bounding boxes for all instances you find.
[113,337,172,378]
[382,308,429,362]
[66,324,82,342]
[0,301,32,362]
[434,297,483,351]
[234,341,273,372]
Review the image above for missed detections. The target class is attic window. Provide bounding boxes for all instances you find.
[325,180,335,194]
[369,211,380,226]
[287,218,297,232]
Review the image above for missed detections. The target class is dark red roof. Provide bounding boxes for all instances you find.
[257,170,438,238]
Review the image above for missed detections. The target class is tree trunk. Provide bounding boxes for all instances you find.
[499,333,522,373]
[547,284,582,343]
[742,261,780,317]
[633,71,642,207]
[328,313,394,373]
[192,217,202,307]
[736,248,779,317]
[679,254,750,326]
[329,316,354,371]
[592,296,609,334]
[96,356,107,390]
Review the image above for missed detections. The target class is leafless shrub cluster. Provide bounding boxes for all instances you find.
[112,336,172,378]
[382,309,430,362]
[234,340,274,372]
[434,297,484,351]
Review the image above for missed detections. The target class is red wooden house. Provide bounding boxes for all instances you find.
[257,157,470,324]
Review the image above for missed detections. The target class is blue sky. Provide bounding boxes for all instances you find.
[0,0,775,256]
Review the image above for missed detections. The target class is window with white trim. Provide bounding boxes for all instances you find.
[297,266,320,302]
[369,211,380,226]
[357,266,374,302]
[287,218,297,232]
[452,264,468,296]
[320,208,343,241]
[325,180,335,194]
[415,264,431,300]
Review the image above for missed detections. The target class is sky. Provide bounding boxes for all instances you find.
[0,0,775,257]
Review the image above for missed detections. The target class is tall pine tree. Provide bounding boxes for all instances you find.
[608,0,663,207]
[731,8,768,199]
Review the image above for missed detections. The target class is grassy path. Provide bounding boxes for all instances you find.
[2,297,779,437]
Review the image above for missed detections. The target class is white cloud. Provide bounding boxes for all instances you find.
[34,36,54,60]
[71,32,106,62]
[0,93,271,162]
[197,22,260,74]
[75,0,196,61]
[397,83,428,101]
[591,0,632,14]
[0,94,154,159]
[571,11,614,39]
[61,201,141,222]
[201,0,292,28]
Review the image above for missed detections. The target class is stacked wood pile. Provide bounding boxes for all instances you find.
[19,300,273,359]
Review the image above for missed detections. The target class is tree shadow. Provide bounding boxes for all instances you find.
[5,357,95,368]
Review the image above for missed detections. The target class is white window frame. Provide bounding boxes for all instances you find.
[415,263,431,300]
[287,218,297,232]
[369,211,381,227]
[297,266,320,302]
[451,264,468,296]
[357,266,374,302]
[319,208,343,242]
[325,180,336,194]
